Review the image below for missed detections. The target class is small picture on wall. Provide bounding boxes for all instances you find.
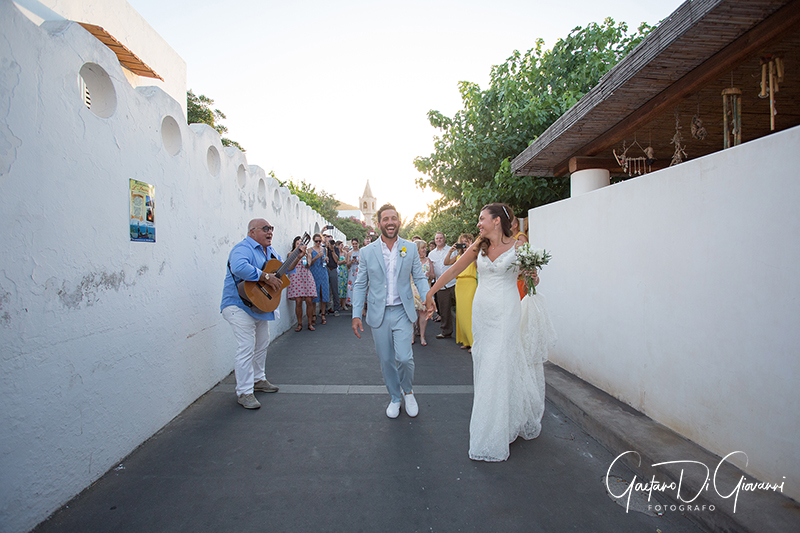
[130,179,155,242]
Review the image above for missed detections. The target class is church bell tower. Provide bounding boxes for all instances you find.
[359,180,377,226]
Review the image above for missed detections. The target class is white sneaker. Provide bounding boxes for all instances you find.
[386,400,401,419]
[404,392,419,417]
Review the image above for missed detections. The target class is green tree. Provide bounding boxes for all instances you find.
[332,216,370,242]
[401,200,476,244]
[187,90,245,152]
[414,18,651,224]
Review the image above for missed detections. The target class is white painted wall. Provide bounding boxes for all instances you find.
[529,125,800,502]
[13,0,188,117]
[0,3,342,532]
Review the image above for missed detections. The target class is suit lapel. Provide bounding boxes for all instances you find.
[374,241,387,277]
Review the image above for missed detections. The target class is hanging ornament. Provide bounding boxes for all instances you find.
[691,115,707,140]
[670,109,687,166]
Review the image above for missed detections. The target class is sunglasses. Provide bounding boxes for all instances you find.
[314,239,322,243]
[253,225,274,233]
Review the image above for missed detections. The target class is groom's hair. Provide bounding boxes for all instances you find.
[376,203,399,223]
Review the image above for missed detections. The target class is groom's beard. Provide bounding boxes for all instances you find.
[380,224,398,239]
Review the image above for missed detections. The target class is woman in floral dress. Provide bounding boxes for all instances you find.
[287,236,317,331]
[336,240,349,308]
[346,238,360,308]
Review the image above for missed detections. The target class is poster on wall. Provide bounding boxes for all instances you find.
[129,179,155,242]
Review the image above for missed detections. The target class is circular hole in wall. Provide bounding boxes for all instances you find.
[272,189,282,213]
[78,63,116,118]
[161,116,182,156]
[237,164,247,189]
[207,146,220,176]
[257,179,267,206]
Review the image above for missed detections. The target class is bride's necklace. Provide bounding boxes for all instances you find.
[488,237,509,251]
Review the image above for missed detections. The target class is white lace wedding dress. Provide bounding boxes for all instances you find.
[469,246,556,462]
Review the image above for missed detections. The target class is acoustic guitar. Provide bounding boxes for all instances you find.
[237,233,311,313]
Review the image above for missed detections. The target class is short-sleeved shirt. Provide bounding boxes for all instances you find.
[428,246,457,290]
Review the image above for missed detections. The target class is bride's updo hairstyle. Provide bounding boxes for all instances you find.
[476,202,514,256]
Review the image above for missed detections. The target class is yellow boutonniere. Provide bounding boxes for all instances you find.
[400,246,407,257]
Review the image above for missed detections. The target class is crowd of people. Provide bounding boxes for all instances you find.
[281,222,531,353]
[221,205,555,464]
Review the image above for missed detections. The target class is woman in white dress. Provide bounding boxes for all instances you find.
[425,202,554,462]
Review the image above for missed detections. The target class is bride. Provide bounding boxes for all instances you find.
[425,203,554,462]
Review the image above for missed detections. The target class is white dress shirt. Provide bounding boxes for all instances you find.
[379,237,402,306]
[428,246,456,289]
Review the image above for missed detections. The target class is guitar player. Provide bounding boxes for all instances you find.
[221,218,307,409]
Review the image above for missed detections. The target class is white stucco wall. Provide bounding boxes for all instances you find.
[0,3,341,532]
[13,0,188,117]
[529,125,800,502]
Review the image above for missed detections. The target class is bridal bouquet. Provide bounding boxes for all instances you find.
[510,243,551,295]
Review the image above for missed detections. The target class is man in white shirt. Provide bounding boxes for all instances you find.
[352,204,431,418]
[427,231,456,339]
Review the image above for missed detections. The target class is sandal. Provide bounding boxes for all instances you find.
[420,338,427,346]
[321,316,327,325]
[295,324,303,332]
[308,325,315,331]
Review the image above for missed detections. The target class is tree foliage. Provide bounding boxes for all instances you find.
[400,201,476,244]
[332,216,371,243]
[414,18,651,224]
[187,90,245,152]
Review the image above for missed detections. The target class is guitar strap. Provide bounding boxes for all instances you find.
[227,261,255,308]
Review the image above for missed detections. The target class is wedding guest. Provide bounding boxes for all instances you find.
[335,240,349,308]
[446,233,477,351]
[221,219,303,409]
[325,237,342,316]
[511,216,528,299]
[411,239,434,346]
[346,238,360,308]
[287,236,317,331]
[308,233,329,325]
[428,232,455,339]
[511,216,528,243]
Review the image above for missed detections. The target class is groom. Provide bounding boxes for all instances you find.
[352,204,431,418]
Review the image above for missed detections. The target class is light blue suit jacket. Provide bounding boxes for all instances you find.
[352,238,430,328]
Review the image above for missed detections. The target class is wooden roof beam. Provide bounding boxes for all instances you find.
[553,0,800,177]
[78,22,164,81]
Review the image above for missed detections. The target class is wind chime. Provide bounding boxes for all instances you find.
[722,87,742,149]
[759,54,785,131]
[613,135,655,177]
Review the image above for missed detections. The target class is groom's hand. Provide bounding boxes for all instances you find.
[352,317,363,339]
[425,298,437,320]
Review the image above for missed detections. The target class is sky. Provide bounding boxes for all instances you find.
[127,0,684,222]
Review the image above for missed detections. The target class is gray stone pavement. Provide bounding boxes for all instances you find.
[32,313,709,533]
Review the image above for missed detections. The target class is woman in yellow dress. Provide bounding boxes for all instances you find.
[445,233,477,350]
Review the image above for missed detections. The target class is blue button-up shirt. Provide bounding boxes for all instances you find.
[221,236,282,321]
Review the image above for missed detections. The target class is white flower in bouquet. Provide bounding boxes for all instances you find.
[509,243,551,295]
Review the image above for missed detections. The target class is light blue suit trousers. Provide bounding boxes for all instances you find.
[372,304,414,403]
[352,238,430,404]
